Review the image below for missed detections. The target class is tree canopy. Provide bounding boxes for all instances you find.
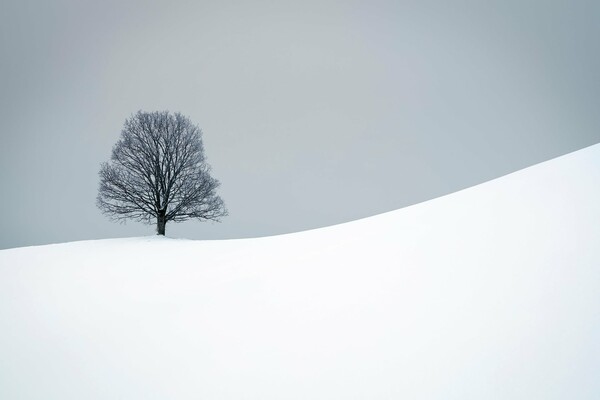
[97,110,227,235]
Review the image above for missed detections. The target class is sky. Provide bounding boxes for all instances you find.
[1,0,599,250]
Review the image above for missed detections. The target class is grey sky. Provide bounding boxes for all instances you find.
[1,0,599,250]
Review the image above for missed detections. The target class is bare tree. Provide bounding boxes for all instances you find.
[97,111,227,235]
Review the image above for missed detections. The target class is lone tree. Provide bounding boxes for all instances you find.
[97,110,227,235]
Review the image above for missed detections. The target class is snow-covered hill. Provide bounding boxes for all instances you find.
[1,145,599,400]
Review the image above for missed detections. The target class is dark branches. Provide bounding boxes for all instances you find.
[97,111,227,235]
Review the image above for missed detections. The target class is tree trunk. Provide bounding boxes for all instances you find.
[157,210,166,235]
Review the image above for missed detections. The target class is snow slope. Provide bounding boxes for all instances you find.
[1,144,599,400]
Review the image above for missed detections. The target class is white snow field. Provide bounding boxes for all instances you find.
[1,145,600,400]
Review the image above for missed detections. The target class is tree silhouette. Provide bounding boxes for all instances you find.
[97,111,227,235]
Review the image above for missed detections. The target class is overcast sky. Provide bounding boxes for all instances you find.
[1,0,599,250]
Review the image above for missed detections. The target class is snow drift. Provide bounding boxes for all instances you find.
[1,145,599,399]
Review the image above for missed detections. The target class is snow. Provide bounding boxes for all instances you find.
[1,144,600,399]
